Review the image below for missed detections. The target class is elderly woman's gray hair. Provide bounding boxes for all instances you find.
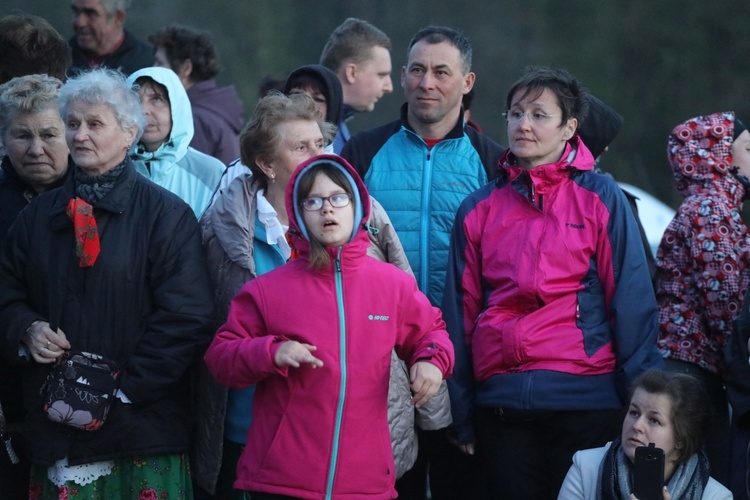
[0,73,62,139]
[59,68,145,142]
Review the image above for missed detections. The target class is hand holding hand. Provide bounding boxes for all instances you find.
[274,341,324,369]
[409,361,442,408]
[22,321,71,364]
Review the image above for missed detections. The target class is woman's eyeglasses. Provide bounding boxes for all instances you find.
[502,110,560,125]
[301,193,352,211]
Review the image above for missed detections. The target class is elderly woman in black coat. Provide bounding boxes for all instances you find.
[0,68,214,499]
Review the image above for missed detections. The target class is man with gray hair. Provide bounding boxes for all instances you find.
[320,17,393,153]
[69,0,152,76]
[341,25,505,499]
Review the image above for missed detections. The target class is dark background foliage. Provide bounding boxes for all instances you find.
[7,0,750,208]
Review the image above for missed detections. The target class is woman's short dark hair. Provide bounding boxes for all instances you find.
[296,162,354,270]
[148,24,220,82]
[504,66,589,130]
[629,369,712,464]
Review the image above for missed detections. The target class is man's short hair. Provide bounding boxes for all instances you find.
[408,26,472,74]
[148,24,220,82]
[100,0,132,17]
[320,18,391,73]
[0,13,72,84]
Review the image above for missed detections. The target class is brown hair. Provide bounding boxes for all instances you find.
[320,18,391,73]
[148,24,220,82]
[628,369,712,464]
[239,92,335,191]
[0,14,72,84]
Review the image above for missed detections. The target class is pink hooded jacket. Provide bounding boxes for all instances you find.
[204,155,454,499]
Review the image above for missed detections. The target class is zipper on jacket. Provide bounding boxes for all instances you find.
[325,248,347,499]
[530,179,544,211]
[419,148,434,295]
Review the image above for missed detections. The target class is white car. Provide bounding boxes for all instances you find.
[618,182,676,257]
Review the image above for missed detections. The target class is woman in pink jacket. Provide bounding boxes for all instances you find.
[204,154,454,500]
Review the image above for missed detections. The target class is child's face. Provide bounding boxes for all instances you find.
[301,172,354,248]
[290,85,328,121]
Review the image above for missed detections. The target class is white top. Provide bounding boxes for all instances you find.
[558,444,732,500]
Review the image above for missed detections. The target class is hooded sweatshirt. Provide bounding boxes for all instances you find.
[284,64,344,127]
[188,79,245,165]
[127,67,225,218]
[656,111,750,374]
[284,64,344,154]
[204,155,453,499]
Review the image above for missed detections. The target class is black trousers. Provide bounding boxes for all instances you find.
[395,427,478,500]
[474,407,622,500]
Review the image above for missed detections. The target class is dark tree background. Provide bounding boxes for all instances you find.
[7,0,750,209]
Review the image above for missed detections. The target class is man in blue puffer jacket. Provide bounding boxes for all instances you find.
[341,25,505,500]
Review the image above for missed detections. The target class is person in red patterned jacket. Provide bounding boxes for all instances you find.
[655,111,750,487]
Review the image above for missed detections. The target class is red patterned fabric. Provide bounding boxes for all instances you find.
[285,231,299,261]
[66,198,100,267]
[655,112,750,374]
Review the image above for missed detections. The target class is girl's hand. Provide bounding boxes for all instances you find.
[274,341,324,368]
[409,361,442,408]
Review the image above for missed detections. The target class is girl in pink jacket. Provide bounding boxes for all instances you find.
[204,155,454,500]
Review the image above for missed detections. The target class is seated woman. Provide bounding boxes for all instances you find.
[559,369,732,499]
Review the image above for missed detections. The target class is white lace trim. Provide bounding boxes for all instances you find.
[256,189,291,260]
[47,457,114,487]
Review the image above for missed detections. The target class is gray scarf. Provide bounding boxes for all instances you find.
[598,436,709,499]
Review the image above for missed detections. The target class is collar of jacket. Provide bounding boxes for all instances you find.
[501,136,595,207]
[49,158,138,229]
[399,103,467,141]
[1,155,73,196]
[205,173,262,271]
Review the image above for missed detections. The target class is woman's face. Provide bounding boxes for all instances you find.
[65,100,135,176]
[506,87,577,169]
[3,105,69,192]
[622,388,681,477]
[289,86,328,121]
[137,81,172,153]
[301,172,354,248]
[732,129,750,178]
[261,119,325,188]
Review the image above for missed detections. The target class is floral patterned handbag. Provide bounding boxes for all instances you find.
[40,350,119,431]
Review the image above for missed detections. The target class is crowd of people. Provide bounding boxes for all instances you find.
[0,1,748,499]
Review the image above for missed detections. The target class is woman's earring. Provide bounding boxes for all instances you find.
[270,173,276,184]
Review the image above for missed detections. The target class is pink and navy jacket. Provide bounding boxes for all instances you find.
[204,155,454,499]
[656,112,750,375]
[442,136,662,444]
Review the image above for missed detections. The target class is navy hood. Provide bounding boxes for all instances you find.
[284,64,344,126]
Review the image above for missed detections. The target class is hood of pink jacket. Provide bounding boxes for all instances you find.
[285,154,372,259]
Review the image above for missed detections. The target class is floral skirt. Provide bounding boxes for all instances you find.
[28,453,193,500]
